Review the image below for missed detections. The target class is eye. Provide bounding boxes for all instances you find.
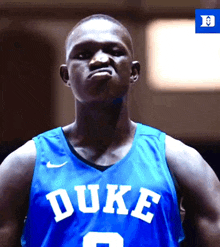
[112,50,124,56]
[110,49,125,57]
[105,47,125,57]
[75,51,92,59]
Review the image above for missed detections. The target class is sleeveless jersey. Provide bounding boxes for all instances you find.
[21,123,184,246]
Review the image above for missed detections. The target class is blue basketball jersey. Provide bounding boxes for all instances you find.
[21,123,184,246]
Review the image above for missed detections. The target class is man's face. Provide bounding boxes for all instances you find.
[65,19,135,104]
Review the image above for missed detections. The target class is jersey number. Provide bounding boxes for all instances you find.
[83,232,124,247]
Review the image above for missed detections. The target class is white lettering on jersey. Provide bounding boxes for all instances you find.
[74,184,100,213]
[83,232,124,247]
[46,185,162,224]
[131,188,161,223]
[103,185,131,215]
[46,189,74,222]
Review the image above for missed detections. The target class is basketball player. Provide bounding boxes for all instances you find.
[0,14,220,247]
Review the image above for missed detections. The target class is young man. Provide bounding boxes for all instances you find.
[0,14,220,246]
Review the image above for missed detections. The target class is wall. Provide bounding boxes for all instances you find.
[1,1,220,147]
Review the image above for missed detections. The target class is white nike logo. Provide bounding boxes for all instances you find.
[46,161,68,168]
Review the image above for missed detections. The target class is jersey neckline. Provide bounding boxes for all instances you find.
[58,123,141,172]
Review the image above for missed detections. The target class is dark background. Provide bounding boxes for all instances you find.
[1,1,220,246]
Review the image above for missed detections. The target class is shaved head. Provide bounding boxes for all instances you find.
[65,14,134,59]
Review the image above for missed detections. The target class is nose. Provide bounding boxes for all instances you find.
[89,50,110,70]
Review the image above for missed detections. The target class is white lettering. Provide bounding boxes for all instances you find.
[46,189,74,222]
[46,185,162,224]
[131,188,161,223]
[75,184,100,213]
[83,232,124,247]
[103,185,131,215]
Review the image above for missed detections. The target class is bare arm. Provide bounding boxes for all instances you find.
[0,140,36,247]
[166,135,220,246]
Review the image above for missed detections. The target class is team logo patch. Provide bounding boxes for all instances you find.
[195,9,220,33]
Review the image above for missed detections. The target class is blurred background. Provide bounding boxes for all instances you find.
[1,1,220,169]
[0,0,220,245]
[1,0,220,172]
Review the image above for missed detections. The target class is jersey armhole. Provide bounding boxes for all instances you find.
[28,136,41,196]
[162,133,182,202]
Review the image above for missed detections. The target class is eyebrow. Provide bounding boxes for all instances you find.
[66,40,130,60]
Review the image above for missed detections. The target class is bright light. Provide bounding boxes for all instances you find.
[146,19,220,91]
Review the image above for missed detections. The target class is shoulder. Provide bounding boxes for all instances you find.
[165,138,220,245]
[34,126,63,139]
[165,135,220,213]
[0,141,36,245]
[165,135,202,169]
[136,123,164,140]
[1,139,36,168]
[165,135,213,189]
[0,140,36,198]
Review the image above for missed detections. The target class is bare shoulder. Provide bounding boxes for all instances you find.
[165,135,220,214]
[0,140,36,204]
[166,135,220,245]
[0,140,36,182]
[0,140,36,246]
[166,135,201,163]
[165,135,206,181]
[165,135,218,188]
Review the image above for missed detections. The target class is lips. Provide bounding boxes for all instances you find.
[88,68,113,79]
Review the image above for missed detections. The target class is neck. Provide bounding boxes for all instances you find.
[70,97,134,148]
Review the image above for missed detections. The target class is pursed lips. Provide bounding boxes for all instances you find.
[88,68,113,79]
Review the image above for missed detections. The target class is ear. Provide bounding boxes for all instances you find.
[60,64,70,87]
[130,61,140,83]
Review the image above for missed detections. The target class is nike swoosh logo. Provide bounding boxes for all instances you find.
[46,161,68,168]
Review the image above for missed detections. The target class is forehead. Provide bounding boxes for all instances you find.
[66,19,132,57]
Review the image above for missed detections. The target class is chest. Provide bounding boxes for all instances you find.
[47,182,163,223]
[32,152,176,225]
[24,135,183,246]
[73,142,133,166]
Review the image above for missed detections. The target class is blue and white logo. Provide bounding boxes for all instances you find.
[200,15,215,27]
[196,9,220,33]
